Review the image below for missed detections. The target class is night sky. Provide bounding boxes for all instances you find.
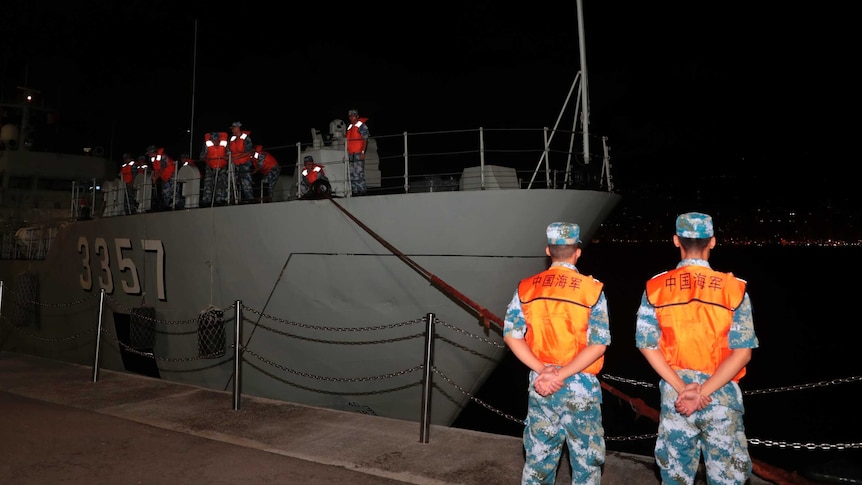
[2,1,858,197]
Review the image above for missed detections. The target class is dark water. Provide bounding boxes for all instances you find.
[453,243,862,477]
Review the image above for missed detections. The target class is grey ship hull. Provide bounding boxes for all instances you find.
[0,188,620,426]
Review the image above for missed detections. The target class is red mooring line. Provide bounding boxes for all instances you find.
[327,196,503,330]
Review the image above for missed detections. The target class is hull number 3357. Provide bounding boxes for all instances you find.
[77,237,167,300]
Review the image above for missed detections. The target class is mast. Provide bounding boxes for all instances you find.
[576,0,590,165]
[188,19,199,157]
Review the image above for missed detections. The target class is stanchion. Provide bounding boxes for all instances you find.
[232,299,242,410]
[419,312,435,443]
[92,289,106,382]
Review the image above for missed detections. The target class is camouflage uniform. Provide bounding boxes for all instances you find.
[201,167,228,206]
[347,151,367,196]
[259,163,280,198]
[162,174,183,210]
[234,159,254,201]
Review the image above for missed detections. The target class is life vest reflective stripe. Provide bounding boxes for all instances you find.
[517,266,605,374]
[646,265,748,381]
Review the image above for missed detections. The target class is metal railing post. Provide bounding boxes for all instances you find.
[92,288,106,382]
[419,312,435,443]
[296,142,303,198]
[403,131,409,193]
[233,299,242,410]
[479,128,485,189]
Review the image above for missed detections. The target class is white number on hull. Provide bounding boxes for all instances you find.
[77,237,92,291]
[77,237,166,300]
[142,239,166,301]
[95,238,114,294]
[115,238,140,294]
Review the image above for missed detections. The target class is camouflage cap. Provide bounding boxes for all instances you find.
[676,212,714,239]
[546,222,581,245]
[348,109,359,116]
[230,121,242,128]
[303,155,314,163]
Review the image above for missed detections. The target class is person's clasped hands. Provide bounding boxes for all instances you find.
[674,382,712,416]
[533,366,564,396]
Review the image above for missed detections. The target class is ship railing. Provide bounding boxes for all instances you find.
[89,125,615,216]
[285,125,614,196]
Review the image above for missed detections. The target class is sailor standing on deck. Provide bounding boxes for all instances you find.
[148,146,180,210]
[201,131,229,206]
[228,121,254,203]
[120,153,138,214]
[345,109,369,196]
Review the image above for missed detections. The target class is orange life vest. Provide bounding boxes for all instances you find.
[646,265,748,381]
[229,130,252,165]
[204,132,229,169]
[150,148,176,182]
[301,164,325,184]
[346,118,368,155]
[251,146,279,174]
[517,266,605,374]
[120,160,135,184]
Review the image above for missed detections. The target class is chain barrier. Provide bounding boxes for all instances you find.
[747,438,862,451]
[434,317,507,350]
[5,282,100,308]
[244,305,424,332]
[242,349,423,396]
[2,287,861,451]
[743,375,862,395]
[253,320,424,345]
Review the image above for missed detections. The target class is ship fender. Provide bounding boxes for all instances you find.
[11,273,39,329]
[198,306,226,358]
[129,306,156,349]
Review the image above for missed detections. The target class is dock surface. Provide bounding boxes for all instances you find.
[0,352,772,484]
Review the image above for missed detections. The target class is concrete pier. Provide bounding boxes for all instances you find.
[0,352,773,484]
